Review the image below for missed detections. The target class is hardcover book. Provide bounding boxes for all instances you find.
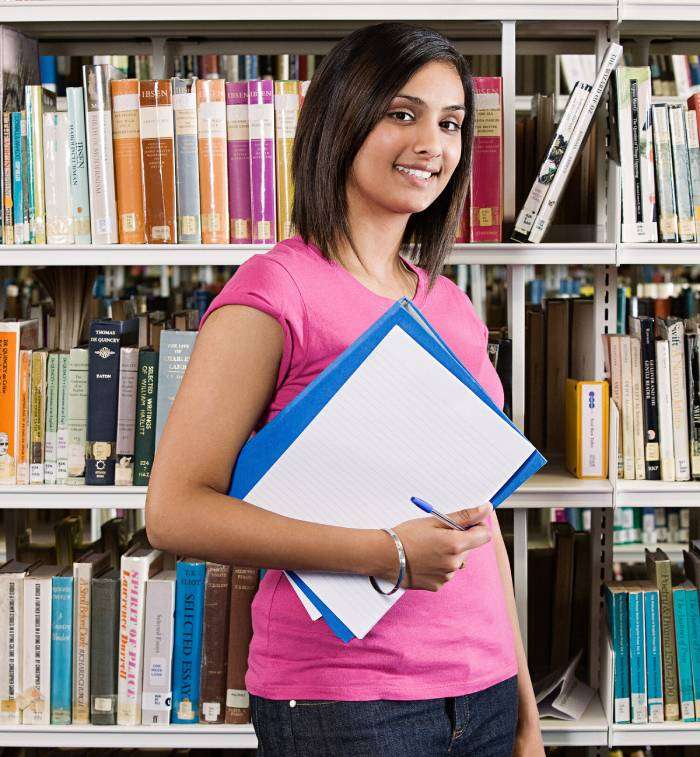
[50,567,72,724]
[247,79,276,244]
[90,567,120,724]
[115,346,139,485]
[133,347,158,486]
[43,112,73,244]
[274,80,299,241]
[470,77,502,242]
[226,81,252,242]
[172,77,201,243]
[67,347,89,482]
[66,87,91,244]
[154,330,196,449]
[199,563,231,723]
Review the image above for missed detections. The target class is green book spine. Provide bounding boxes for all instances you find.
[56,352,70,483]
[44,352,59,484]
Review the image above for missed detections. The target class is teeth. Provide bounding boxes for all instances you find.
[395,165,433,180]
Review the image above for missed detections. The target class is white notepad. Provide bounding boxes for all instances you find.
[243,324,535,639]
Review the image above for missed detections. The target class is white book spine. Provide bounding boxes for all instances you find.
[140,574,176,725]
[512,82,591,240]
[56,352,70,483]
[529,43,624,243]
[620,336,636,480]
[668,104,697,242]
[43,352,59,485]
[0,574,24,724]
[72,562,92,724]
[655,339,676,482]
[652,104,680,242]
[21,575,52,724]
[581,382,604,477]
[630,336,647,480]
[115,347,139,486]
[42,112,74,245]
[667,321,691,480]
[685,110,700,239]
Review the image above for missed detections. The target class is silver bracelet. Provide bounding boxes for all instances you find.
[369,527,406,595]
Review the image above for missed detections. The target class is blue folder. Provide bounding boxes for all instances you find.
[228,296,546,642]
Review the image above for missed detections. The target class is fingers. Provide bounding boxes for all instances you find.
[444,503,493,529]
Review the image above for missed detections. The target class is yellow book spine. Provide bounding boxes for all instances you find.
[274,81,299,241]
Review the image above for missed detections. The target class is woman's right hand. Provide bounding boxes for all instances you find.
[380,504,493,591]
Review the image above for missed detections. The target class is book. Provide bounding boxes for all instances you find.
[140,79,176,244]
[655,338,675,482]
[43,351,59,484]
[140,569,176,725]
[470,77,502,242]
[25,84,56,244]
[226,81,252,243]
[652,104,680,243]
[627,584,648,724]
[172,77,201,244]
[116,546,163,725]
[29,349,47,485]
[564,378,608,479]
[133,347,158,486]
[115,346,138,486]
[15,348,31,485]
[605,582,631,724]
[199,562,230,723]
[42,112,73,244]
[154,330,196,449]
[66,346,88,482]
[247,79,276,244]
[111,78,146,243]
[10,111,26,244]
[196,78,228,244]
[56,351,70,482]
[274,80,299,241]
[83,64,122,244]
[669,104,696,242]
[171,558,206,723]
[90,567,120,725]
[684,581,700,721]
[2,112,12,244]
[641,581,664,723]
[50,567,72,724]
[66,86,91,244]
[674,584,696,721]
[685,110,700,239]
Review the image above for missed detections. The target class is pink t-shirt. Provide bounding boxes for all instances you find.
[199,235,517,701]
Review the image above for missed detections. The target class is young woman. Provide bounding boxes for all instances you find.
[146,22,545,757]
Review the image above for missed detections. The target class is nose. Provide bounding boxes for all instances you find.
[412,119,442,159]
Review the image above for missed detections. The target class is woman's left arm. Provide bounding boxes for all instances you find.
[490,511,546,756]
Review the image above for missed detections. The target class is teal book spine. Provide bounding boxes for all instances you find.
[686,586,700,719]
[606,585,631,724]
[629,588,648,723]
[171,559,206,723]
[674,587,696,721]
[25,93,35,244]
[50,574,73,724]
[10,111,25,244]
[644,587,664,722]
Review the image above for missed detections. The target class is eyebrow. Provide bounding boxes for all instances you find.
[393,93,466,113]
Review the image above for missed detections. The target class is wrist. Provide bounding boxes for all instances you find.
[359,528,398,581]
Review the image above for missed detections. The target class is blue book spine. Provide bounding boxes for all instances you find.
[172,79,202,244]
[25,88,35,243]
[606,585,631,724]
[66,87,91,244]
[11,111,25,244]
[50,575,73,724]
[686,586,700,719]
[644,588,664,722]
[171,560,206,723]
[674,587,696,721]
[628,588,648,723]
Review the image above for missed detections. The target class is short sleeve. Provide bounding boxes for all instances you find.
[199,254,307,390]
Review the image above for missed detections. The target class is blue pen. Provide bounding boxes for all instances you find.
[411,496,469,531]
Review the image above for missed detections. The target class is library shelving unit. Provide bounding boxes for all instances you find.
[0,1,699,754]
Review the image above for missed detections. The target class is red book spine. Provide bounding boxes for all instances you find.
[470,77,503,243]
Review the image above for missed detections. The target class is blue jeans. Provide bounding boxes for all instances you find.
[250,675,518,757]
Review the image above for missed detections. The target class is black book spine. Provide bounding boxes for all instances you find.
[89,571,120,725]
[133,349,159,487]
[686,332,700,480]
[86,319,139,485]
[640,316,661,479]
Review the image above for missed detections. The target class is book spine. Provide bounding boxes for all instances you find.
[141,577,175,725]
[668,320,691,480]
[90,574,120,725]
[686,586,700,718]
[72,562,91,724]
[172,78,201,243]
[67,347,88,482]
[16,350,32,485]
[11,111,25,244]
[652,104,680,242]
[43,112,73,244]
[629,589,648,723]
[50,575,72,724]
[115,347,138,486]
[154,332,196,450]
[56,352,70,483]
[639,318,661,479]
[29,351,46,485]
[196,79,229,244]
[274,80,299,241]
[133,349,158,487]
[199,563,231,723]
[669,104,697,242]
[2,112,13,244]
[674,588,696,721]
[0,575,23,724]
[470,77,502,243]
[111,78,146,243]
[226,81,252,243]
[225,566,259,724]
[66,87,91,244]
[247,79,276,244]
[529,43,623,242]
[139,79,176,244]
[689,332,700,479]
[630,337,647,480]
[607,587,631,723]
[686,109,700,239]
[655,559,680,719]
[609,335,625,478]
[26,86,47,245]
[171,560,206,723]
[22,576,52,724]
[644,588,664,722]
[0,329,18,485]
[513,82,590,241]
[44,352,59,485]
[656,339,676,482]
[620,336,636,480]
[83,66,119,244]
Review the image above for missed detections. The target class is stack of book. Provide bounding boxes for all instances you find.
[614,507,690,547]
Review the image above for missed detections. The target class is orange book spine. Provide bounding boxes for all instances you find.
[111,79,146,243]
[0,331,18,484]
[196,79,229,244]
[139,80,176,244]
[16,349,31,485]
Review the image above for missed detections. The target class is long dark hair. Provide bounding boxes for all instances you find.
[291,22,475,290]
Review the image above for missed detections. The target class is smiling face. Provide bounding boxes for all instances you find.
[347,60,466,218]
